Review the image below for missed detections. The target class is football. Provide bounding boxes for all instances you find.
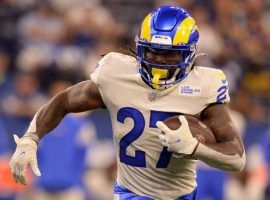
[163,115,216,144]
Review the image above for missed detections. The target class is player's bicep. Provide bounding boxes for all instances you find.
[201,104,234,140]
[200,103,244,155]
[65,79,105,113]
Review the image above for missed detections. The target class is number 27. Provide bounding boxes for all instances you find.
[117,107,180,168]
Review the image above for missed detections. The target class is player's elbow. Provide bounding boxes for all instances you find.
[230,160,245,172]
[227,153,246,172]
[237,153,246,172]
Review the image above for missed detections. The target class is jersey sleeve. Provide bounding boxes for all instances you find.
[207,70,230,105]
[90,64,102,85]
[89,53,111,85]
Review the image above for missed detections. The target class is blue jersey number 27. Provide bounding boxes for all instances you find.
[117,107,180,168]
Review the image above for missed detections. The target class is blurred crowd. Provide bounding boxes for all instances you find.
[0,0,270,200]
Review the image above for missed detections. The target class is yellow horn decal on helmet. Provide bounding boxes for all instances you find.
[173,17,196,45]
[151,68,168,89]
[140,14,152,42]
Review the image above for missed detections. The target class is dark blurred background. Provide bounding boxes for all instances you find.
[0,0,270,200]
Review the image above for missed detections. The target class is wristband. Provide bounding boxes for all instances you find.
[24,132,40,144]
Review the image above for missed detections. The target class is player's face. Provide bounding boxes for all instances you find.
[143,47,180,79]
[144,47,180,65]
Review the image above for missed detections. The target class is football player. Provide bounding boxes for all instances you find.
[10,6,245,200]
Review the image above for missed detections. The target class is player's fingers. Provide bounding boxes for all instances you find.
[172,152,184,158]
[158,134,166,141]
[19,169,26,185]
[178,116,188,127]
[156,121,171,134]
[17,171,25,185]
[162,141,167,147]
[158,134,168,147]
[9,157,19,183]
[13,165,20,183]
[15,162,26,185]
[11,168,18,183]
[17,165,27,185]
[30,158,41,176]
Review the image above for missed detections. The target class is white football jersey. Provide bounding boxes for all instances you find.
[90,52,230,199]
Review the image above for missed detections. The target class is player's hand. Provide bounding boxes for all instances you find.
[156,115,199,155]
[9,135,41,185]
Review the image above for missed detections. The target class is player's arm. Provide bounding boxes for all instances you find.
[193,103,246,171]
[31,80,104,139]
[156,103,246,172]
[9,79,104,185]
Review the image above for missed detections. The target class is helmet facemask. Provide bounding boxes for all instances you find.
[137,40,197,89]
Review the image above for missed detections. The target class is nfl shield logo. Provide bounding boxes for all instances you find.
[148,92,156,101]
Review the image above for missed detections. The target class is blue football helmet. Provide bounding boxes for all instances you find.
[136,5,199,89]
